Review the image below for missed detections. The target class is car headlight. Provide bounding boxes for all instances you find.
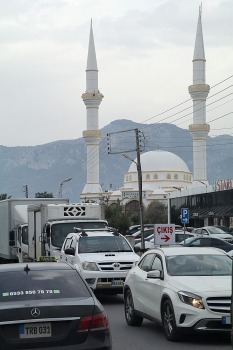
[178,291,204,309]
[82,262,99,271]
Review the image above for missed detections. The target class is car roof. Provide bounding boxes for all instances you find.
[67,230,121,238]
[147,246,227,257]
[0,262,72,273]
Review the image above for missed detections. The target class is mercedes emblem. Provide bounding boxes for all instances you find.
[31,308,40,318]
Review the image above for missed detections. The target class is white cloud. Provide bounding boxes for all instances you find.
[0,0,232,146]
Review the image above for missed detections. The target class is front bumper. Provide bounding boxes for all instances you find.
[81,270,128,291]
[194,317,231,332]
[174,300,231,332]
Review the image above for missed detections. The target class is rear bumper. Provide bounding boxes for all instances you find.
[0,330,112,350]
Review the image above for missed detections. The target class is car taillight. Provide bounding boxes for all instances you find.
[77,312,109,333]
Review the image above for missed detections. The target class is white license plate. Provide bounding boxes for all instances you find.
[111,280,124,286]
[19,322,51,338]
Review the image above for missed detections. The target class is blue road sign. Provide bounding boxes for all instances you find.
[181,208,189,224]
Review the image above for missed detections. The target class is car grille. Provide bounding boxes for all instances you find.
[97,262,135,271]
[98,277,125,283]
[206,296,231,314]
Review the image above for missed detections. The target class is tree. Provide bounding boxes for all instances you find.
[144,201,168,224]
[105,204,131,235]
[0,193,8,200]
[35,191,54,198]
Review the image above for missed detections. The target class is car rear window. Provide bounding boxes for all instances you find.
[0,269,91,302]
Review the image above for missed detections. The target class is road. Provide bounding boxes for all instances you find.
[98,294,232,350]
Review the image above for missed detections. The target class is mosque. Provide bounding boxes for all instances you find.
[79,7,212,216]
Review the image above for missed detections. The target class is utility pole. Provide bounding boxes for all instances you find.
[135,129,145,251]
[107,128,145,251]
[23,185,28,198]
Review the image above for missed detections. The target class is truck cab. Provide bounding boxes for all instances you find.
[27,202,108,261]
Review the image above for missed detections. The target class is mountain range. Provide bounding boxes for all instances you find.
[1,119,232,202]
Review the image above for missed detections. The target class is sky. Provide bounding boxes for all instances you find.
[0,0,232,147]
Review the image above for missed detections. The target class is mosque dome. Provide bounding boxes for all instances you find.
[128,150,190,173]
[124,150,192,191]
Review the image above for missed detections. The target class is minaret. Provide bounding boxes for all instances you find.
[81,21,104,200]
[189,5,210,183]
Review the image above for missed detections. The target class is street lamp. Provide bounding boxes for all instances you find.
[59,177,72,198]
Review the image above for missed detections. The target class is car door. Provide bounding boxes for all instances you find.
[132,253,155,313]
[59,236,72,262]
[67,237,77,265]
[60,235,77,264]
[141,254,164,320]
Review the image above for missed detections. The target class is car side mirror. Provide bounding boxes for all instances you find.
[134,246,141,254]
[147,270,162,279]
[9,240,15,247]
[64,247,75,256]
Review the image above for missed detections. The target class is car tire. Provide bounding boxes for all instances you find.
[162,299,180,341]
[124,289,143,326]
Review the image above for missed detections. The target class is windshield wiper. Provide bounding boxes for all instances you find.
[93,250,114,253]
[114,249,132,252]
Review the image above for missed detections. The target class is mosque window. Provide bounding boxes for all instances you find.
[174,174,178,180]
[129,175,132,181]
[153,174,158,179]
[167,174,171,180]
[126,176,128,181]
[146,174,150,180]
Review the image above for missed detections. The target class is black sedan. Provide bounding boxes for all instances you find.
[179,235,233,253]
[0,262,112,350]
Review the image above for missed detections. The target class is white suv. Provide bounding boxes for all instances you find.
[124,246,231,341]
[59,229,140,293]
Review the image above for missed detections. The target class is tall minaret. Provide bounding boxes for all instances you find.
[81,21,104,200]
[189,5,210,183]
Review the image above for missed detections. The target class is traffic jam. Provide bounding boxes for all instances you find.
[0,206,232,348]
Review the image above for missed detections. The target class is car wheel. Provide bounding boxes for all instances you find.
[162,299,180,341]
[124,289,143,326]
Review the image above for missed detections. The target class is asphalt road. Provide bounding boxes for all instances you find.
[98,294,232,350]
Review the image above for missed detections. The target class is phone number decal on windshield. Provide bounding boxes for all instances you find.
[2,290,60,297]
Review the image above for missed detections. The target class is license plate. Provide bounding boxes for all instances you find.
[222,316,231,325]
[19,322,51,338]
[111,280,124,286]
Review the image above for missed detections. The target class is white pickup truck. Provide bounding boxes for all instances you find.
[59,229,140,294]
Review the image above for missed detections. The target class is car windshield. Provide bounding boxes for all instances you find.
[78,236,133,253]
[166,254,232,276]
[0,269,90,303]
[133,229,154,239]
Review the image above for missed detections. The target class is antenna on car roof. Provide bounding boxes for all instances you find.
[24,264,30,274]
[80,231,88,237]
